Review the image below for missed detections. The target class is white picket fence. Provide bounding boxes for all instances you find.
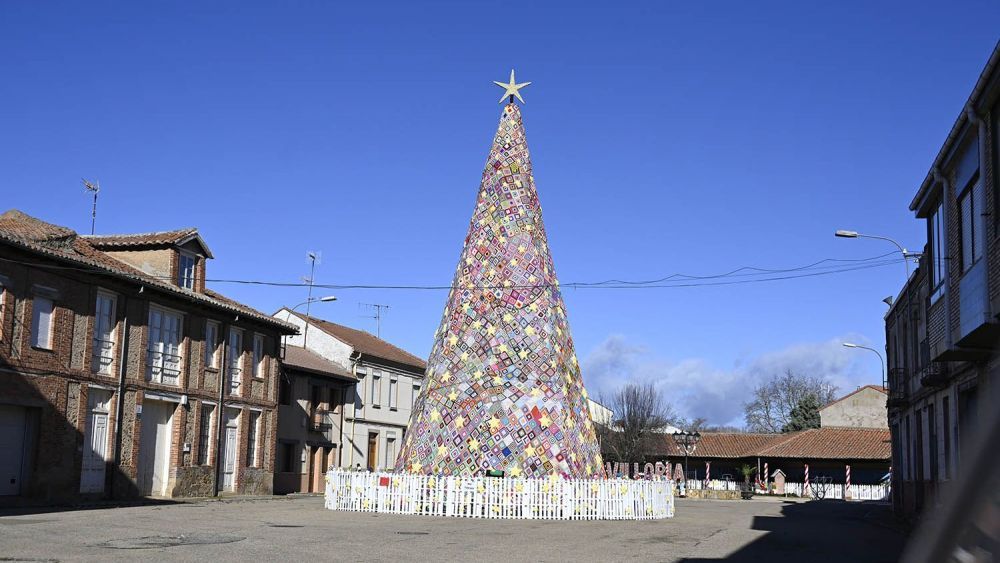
[325,470,675,520]
[687,479,889,501]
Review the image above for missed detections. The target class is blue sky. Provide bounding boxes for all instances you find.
[3,2,998,425]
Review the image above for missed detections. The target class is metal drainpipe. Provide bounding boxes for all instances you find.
[348,352,360,468]
[213,322,229,497]
[111,298,130,498]
[338,382,346,467]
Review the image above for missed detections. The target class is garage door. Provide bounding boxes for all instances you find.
[0,405,27,496]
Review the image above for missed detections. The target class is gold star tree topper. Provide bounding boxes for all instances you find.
[494,69,531,104]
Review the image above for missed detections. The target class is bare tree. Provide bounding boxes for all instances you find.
[598,382,676,464]
[743,369,838,433]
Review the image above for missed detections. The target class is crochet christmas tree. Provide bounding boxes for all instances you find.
[396,75,604,478]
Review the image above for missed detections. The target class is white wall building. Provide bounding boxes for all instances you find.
[274,309,426,471]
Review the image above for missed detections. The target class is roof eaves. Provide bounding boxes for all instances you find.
[910,40,1000,213]
[0,234,295,333]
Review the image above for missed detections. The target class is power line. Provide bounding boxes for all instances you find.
[0,251,901,291]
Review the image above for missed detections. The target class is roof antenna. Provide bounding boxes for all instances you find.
[303,251,321,347]
[83,179,100,235]
[360,303,390,338]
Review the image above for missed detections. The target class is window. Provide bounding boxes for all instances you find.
[198,404,215,465]
[227,328,243,395]
[147,306,183,385]
[959,178,984,272]
[30,296,54,349]
[389,375,398,409]
[412,382,422,408]
[929,203,945,293]
[204,321,219,369]
[178,252,196,290]
[371,370,381,406]
[246,411,261,467]
[386,437,397,467]
[252,334,265,379]
[92,292,117,374]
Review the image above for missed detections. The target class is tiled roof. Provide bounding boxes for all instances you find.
[288,311,426,371]
[656,427,890,461]
[0,210,294,333]
[755,427,891,460]
[820,384,887,411]
[84,227,213,258]
[282,346,356,381]
[84,228,197,247]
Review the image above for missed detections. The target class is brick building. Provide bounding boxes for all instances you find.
[0,210,295,501]
[885,41,1000,518]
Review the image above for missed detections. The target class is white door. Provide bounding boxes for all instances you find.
[0,405,27,496]
[80,390,112,493]
[137,400,174,496]
[220,411,239,491]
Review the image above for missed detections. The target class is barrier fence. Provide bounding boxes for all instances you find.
[686,479,889,501]
[325,470,675,520]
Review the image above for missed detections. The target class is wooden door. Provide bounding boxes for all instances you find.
[0,405,27,496]
[367,433,378,471]
[221,411,239,491]
[80,390,112,493]
[138,400,174,496]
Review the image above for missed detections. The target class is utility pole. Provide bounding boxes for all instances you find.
[360,303,390,338]
[83,179,100,235]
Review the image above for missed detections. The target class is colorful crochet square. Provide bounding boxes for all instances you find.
[395,103,604,479]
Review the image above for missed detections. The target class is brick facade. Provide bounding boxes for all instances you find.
[0,212,295,502]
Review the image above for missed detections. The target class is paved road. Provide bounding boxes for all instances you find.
[0,496,905,562]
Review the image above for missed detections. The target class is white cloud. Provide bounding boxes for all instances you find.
[580,334,878,427]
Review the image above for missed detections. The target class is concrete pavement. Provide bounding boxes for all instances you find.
[0,495,906,562]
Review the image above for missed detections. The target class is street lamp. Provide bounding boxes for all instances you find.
[834,230,921,280]
[286,295,337,349]
[843,342,886,389]
[671,431,701,483]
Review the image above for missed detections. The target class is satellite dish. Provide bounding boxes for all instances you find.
[883,296,894,307]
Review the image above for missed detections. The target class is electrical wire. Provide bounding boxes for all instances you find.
[0,250,903,291]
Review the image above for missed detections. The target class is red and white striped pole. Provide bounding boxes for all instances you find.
[804,463,810,492]
[763,462,769,490]
[845,464,851,498]
[704,461,710,487]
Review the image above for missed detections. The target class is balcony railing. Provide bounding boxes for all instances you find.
[227,365,242,395]
[147,349,182,385]
[91,338,115,374]
[919,362,950,388]
[311,409,332,431]
[887,368,908,408]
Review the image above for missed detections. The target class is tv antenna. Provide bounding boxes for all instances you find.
[302,251,322,346]
[83,179,100,235]
[360,303,389,338]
